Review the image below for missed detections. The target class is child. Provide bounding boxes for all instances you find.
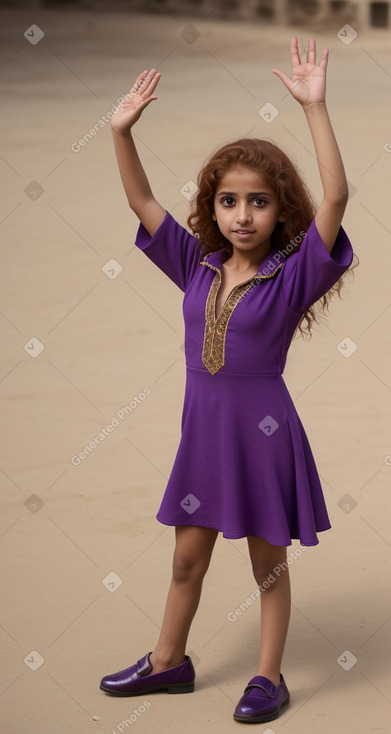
[100,38,355,724]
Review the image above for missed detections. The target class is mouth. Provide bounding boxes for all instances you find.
[234,229,255,238]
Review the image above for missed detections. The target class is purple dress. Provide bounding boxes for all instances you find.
[135,212,353,546]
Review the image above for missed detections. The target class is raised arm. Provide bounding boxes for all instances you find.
[111,69,166,236]
[273,37,349,253]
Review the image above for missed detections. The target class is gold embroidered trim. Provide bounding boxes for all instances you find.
[200,259,283,375]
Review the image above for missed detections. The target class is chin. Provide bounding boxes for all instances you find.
[233,241,259,251]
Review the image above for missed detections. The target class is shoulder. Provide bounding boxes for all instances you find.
[299,217,353,268]
[136,210,199,251]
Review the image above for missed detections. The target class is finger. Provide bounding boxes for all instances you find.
[131,69,148,92]
[136,95,158,115]
[307,37,316,65]
[319,47,329,70]
[143,71,161,96]
[290,37,300,68]
[140,94,158,107]
[272,68,293,90]
[140,69,161,93]
[130,68,156,95]
[144,68,159,85]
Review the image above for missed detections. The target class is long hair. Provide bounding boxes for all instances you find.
[187,138,357,337]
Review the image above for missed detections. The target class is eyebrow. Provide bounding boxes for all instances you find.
[216,190,274,197]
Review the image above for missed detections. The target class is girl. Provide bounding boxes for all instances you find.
[100,38,355,724]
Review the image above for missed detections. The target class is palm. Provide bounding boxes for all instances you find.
[111,69,161,132]
[114,92,143,121]
[273,37,328,106]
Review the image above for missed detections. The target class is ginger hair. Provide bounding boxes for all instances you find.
[187,138,357,337]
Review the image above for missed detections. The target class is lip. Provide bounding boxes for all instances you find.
[234,229,255,238]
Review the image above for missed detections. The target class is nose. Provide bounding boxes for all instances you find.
[235,202,252,224]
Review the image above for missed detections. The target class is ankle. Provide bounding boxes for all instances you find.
[254,668,281,687]
[149,650,185,673]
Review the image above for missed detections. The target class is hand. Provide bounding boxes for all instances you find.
[272,37,328,106]
[111,68,161,134]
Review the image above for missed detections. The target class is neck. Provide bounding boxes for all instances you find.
[225,243,272,273]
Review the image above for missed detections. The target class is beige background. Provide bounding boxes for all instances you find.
[1,4,390,733]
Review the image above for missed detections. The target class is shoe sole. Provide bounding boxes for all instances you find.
[233,697,290,723]
[100,682,194,696]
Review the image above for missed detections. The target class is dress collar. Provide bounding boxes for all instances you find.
[200,245,286,279]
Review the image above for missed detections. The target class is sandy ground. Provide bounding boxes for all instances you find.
[1,5,391,734]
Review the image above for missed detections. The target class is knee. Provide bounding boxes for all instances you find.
[172,550,209,584]
[251,558,288,587]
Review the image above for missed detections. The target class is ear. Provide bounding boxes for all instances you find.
[212,212,217,221]
[277,210,286,223]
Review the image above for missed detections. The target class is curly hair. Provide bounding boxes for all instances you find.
[187,138,357,337]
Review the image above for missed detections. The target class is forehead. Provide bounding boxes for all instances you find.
[215,166,273,193]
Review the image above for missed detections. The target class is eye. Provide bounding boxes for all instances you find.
[220,196,235,207]
[252,198,267,207]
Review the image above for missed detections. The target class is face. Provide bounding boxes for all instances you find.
[213,166,284,256]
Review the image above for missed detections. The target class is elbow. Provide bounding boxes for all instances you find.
[334,181,349,206]
[324,185,349,210]
[339,182,350,205]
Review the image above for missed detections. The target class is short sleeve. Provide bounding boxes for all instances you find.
[281,219,354,313]
[134,211,202,292]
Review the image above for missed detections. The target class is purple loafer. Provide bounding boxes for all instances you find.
[100,652,195,696]
[233,674,290,723]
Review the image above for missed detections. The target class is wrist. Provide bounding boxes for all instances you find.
[111,124,133,138]
[301,100,327,114]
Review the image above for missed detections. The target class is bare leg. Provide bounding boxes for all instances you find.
[149,525,218,673]
[247,536,291,687]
